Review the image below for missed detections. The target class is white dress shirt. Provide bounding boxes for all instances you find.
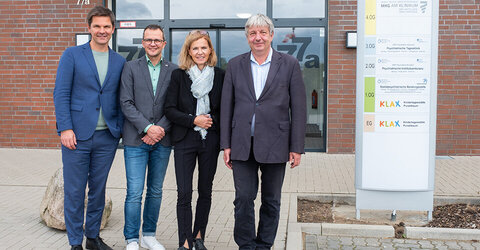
[250,48,273,136]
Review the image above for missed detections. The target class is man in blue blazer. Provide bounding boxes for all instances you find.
[53,6,125,250]
[220,14,306,249]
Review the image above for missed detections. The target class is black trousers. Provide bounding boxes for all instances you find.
[232,143,286,250]
[174,129,219,248]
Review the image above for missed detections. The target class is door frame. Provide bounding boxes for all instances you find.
[112,0,329,152]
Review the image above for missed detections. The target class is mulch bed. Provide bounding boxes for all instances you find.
[297,200,333,223]
[298,199,480,229]
[426,203,480,229]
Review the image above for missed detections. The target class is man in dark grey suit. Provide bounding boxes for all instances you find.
[120,24,177,250]
[220,14,307,249]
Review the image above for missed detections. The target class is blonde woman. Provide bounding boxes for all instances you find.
[165,30,224,250]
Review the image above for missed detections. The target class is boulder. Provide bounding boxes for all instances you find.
[40,168,112,230]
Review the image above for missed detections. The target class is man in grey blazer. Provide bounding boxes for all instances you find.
[220,14,307,249]
[120,24,177,250]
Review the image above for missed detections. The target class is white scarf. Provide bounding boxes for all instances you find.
[187,65,214,140]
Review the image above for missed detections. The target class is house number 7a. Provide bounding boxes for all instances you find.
[276,37,320,68]
[77,0,90,5]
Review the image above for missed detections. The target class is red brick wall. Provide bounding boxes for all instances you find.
[436,0,480,155]
[0,1,478,155]
[327,0,357,153]
[327,0,480,155]
[0,0,103,148]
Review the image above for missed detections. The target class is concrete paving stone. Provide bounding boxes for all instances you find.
[315,236,328,246]
[217,231,231,243]
[443,240,463,249]
[326,237,341,245]
[355,246,382,250]
[305,235,317,249]
[274,240,286,249]
[458,241,476,250]
[365,237,381,246]
[42,230,65,243]
[393,242,423,248]
[326,243,341,249]
[431,240,447,247]
[49,237,70,249]
[352,237,367,246]
[302,226,322,235]
[227,240,238,247]
[212,246,237,250]
[275,240,286,248]
[390,238,406,243]
[324,235,341,241]
[378,238,394,243]
[403,238,420,244]
[338,236,353,245]
[12,237,31,249]
[417,239,435,248]
[379,242,396,249]
[472,241,480,247]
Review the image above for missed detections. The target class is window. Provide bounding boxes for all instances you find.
[273,0,325,18]
[170,0,265,19]
[116,0,164,20]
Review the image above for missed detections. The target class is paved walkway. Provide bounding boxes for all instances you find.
[0,148,479,249]
[304,234,480,249]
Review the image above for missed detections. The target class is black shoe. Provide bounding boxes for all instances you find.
[194,238,207,250]
[71,245,83,250]
[85,236,112,250]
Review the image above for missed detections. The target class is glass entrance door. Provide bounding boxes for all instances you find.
[171,28,326,151]
[273,28,326,151]
[171,29,250,70]
[117,27,326,151]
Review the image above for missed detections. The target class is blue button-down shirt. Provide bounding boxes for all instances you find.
[250,48,273,136]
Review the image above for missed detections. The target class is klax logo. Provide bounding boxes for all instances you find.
[379,100,401,108]
[379,120,400,127]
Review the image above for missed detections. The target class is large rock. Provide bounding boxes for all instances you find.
[40,168,112,230]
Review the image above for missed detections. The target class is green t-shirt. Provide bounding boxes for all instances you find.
[92,50,109,130]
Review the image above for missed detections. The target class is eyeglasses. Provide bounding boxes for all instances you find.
[142,38,165,45]
[188,30,209,37]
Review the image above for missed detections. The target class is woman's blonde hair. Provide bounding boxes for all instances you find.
[178,30,217,70]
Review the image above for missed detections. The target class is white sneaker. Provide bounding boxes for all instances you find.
[126,241,139,250]
[141,236,166,250]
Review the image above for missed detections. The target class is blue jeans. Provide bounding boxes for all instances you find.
[123,143,171,242]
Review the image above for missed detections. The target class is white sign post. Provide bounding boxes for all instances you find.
[355,0,438,220]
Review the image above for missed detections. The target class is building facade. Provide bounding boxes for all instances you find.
[0,0,478,155]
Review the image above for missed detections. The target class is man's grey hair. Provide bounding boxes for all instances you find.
[244,14,274,36]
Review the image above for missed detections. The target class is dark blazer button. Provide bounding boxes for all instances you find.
[96,108,99,111]
[256,103,259,106]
